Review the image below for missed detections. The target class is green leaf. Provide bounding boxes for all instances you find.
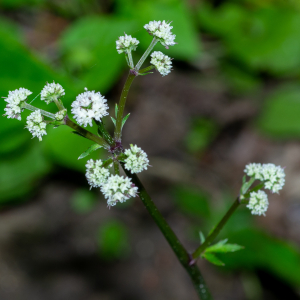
[206,242,244,253]
[202,252,225,266]
[115,0,201,60]
[258,85,300,138]
[78,143,102,160]
[121,113,130,129]
[71,189,97,214]
[59,16,136,93]
[199,231,205,244]
[97,220,130,260]
[115,103,119,118]
[172,185,211,218]
[111,117,116,126]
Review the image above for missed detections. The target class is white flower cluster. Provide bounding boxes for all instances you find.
[150,51,172,76]
[71,89,109,127]
[41,82,65,104]
[244,163,285,193]
[85,159,110,188]
[25,110,47,141]
[116,34,139,54]
[124,144,149,173]
[144,20,176,48]
[3,88,32,120]
[101,175,138,207]
[247,190,269,216]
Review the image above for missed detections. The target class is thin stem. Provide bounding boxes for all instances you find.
[122,164,212,300]
[22,103,56,119]
[114,160,120,175]
[127,50,134,69]
[192,197,240,260]
[135,37,158,71]
[139,65,155,74]
[114,72,136,142]
[53,97,64,111]
[65,115,110,149]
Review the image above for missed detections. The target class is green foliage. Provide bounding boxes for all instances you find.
[220,228,300,287]
[97,220,130,260]
[172,185,211,218]
[258,85,300,138]
[0,145,50,202]
[185,118,218,153]
[205,239,244,253]
[202,252,225,266]
[115,0,201,61]
[43,126,105,172]
[59,16,136,92]
[78,144,102,160]
[198,3,300,75]
[71,188,97,213]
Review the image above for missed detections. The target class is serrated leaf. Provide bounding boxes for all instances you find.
[121,113,130,129]
[199,231,205,244]
[205,243,244,253]
[78,144,102,160]
[111,117,116,126]
[202,252,224,266]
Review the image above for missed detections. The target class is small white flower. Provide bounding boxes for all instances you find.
[244,163,263,180]
[116,33,139,54]
[150,51,172,76]
[55,109,67,121]
[85,159,110,188]
[3,88,32,120]
[101,175,138,207]
[41,82,65,104]
[124,144,149,174]
[144,20,176,48]
[261,164,285,193]
[25,110,47,141]
[247,190,269,216]
[71,88,109,127]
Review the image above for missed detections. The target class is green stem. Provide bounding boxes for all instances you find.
[122,164,212,300]
[114,72,136,142]
[95,120,115,146]
[135,37,158,71]
[65,115,110,149]
[127,50,134,69]
[22,102,56,119]
[139,65,155,74]
[114,160,120,175]
[53,96,65,111]
[192,197,240,259]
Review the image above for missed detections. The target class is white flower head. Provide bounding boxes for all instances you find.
[244,163,263,180]
[124,144,149,174]
[150,51,172,76]
[261,163,285,193]
[71,88,109,127]
[85,159,110,188]
[247,190,269,216]
[144,20,176,48]
[3,88,32,120]
[101,175,138,207]
[41,82,65,104]
[55,109,67,121]
[25,110,47,141]
[116,33,139,54]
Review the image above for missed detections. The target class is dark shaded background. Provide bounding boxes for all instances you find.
[1,0,300,299]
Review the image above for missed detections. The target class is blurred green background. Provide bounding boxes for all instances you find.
[1,0,300,299]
